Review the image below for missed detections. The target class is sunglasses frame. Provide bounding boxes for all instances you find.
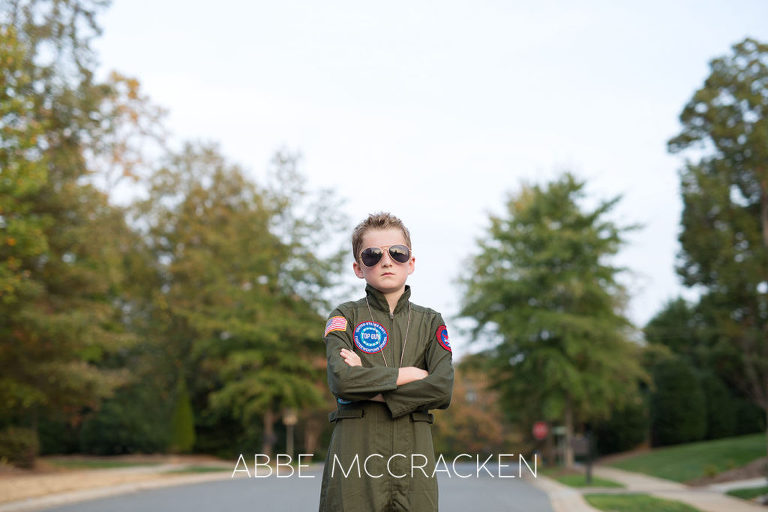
[359,244,412,267]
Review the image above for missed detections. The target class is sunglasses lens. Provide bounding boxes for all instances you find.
[361,247,383,267]
[389,245,410,263]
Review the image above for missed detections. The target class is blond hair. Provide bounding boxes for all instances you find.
[352,212,412,264]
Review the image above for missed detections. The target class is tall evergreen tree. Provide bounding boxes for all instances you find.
[668,38,768,451]
[459,173,647,467]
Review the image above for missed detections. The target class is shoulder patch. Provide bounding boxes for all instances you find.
[324,316,348,336]
[353,321,389,354]
[436,325,451,352]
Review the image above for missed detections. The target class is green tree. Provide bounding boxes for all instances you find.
[459,173,647,467]
[0,1,161,461]
[133,145,344,457]
[0,23,47,310]
[170,377,195,453]
[668,37,768,452]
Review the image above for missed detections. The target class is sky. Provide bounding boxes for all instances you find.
[94,0,768,359]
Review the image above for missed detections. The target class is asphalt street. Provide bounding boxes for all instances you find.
[39,464,554,512]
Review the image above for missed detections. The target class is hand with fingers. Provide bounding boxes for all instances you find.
[340,348,362,367]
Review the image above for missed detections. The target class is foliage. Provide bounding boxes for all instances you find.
[667,38,768,420]
[699,371,737,440]
[78,383,170,455]
[644,298,711,367]
[0,1,153,440]
[594,395,649,455]
[0,426,38,468]
[459,172,647,465]
[643,298,765,441]
[432,359,514,457]
[169,378,195,454]
[37,413,80,454]
[131,144,343,456]
[650,356,706,446]
[0,0,346,461]
[735,398,766,435]
[0,2,175,466]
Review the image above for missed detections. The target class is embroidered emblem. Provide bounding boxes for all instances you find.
[436,325,451,352]
[324,316,348,336]
[353,321,389,354]
[337,397,353,405]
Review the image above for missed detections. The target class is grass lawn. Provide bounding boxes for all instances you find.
[540,467,624,488]
[726,485,768,500]
[553,473,624,488]
[606,433,765,482]
[585,493,702,512]
[165,465,230,474]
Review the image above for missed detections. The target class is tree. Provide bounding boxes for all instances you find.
[650,356,707,446]
[459,173,647,467]
[132,144,345,457]
[0,1,161,462]
[668,37,768,454]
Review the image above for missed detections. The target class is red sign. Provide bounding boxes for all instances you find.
[532,421,548,440]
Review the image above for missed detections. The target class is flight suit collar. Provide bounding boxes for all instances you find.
[365,284,411,315]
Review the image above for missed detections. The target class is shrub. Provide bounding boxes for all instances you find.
[650,357,706,446]
[79,385,170,455]
[699,372,736,440]
[594,395,649,455]
[0,427,39,468]
[169,378,195,453]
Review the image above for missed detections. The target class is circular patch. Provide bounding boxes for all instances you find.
[436,325,451,352]
[353,321,389,354]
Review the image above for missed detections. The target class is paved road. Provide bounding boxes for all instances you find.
[39,464,554,512]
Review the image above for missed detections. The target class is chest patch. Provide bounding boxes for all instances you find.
[436,325,451,352]
[353,321,389,354]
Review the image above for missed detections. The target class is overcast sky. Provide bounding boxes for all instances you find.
[95,0,768,358]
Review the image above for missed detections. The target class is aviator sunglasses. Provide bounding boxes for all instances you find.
[359,245,411,267]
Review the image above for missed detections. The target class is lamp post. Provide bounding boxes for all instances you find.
[283,408,298,458]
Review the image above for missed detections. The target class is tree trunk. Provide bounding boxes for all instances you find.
[304,417,320,460]
[564,397,574,468]
[761,179,768,249]
[261,409,276,458]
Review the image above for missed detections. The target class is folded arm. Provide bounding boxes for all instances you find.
[381,317,454,418]
[326,331,399,401]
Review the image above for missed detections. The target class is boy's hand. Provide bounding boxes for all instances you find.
[340,348,362,367]
[396,367,429,385]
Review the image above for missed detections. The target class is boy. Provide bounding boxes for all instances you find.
[319,212,454,512]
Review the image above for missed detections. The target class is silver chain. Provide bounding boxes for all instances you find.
[365,297,411,368]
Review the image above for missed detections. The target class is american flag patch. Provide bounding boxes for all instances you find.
[324,316,347,336]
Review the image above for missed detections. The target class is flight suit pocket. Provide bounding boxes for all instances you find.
[328,408,365,423]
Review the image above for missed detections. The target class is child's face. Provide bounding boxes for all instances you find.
[353,227,415,295]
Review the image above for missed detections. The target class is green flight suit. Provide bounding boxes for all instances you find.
[319,284,454,512]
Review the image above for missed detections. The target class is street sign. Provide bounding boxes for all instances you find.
[532,421,549,440]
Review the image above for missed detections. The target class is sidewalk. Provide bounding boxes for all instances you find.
[592,465,767,512]
[525,474,602,512]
